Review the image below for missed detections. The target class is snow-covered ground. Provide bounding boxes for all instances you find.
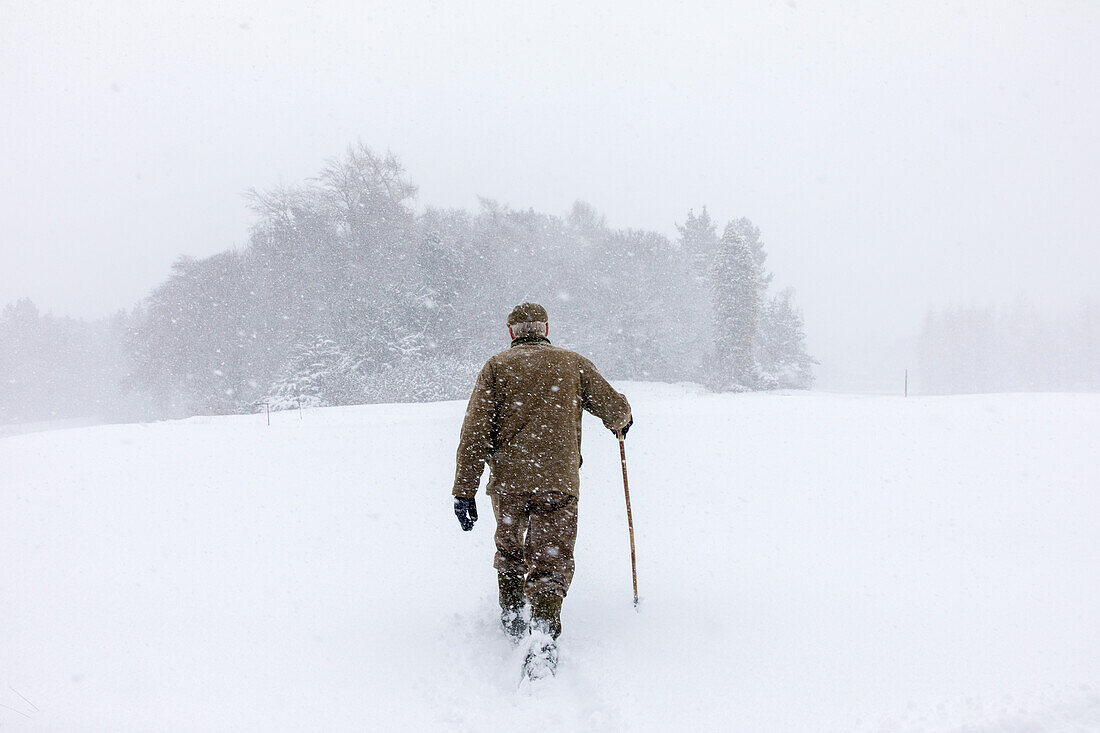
[2,384,1098,732]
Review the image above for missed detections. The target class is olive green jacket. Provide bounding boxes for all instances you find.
[452,337,631,499]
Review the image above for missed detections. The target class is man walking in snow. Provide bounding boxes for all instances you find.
[452,303,632,663]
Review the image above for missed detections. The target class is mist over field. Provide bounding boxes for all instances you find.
[2,2,1098,425]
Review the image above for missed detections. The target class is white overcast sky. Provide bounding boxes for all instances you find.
[2,0,1097,379]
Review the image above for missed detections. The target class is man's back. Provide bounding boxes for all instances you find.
[452,336,630,499]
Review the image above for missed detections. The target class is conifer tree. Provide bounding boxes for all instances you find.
[727,217,773,299]
[757,288,815,388]
[710,222,759,390]
[677,207,718,282]
[676,207,719,379]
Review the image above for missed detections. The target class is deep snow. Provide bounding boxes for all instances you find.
[2,384,1098,731]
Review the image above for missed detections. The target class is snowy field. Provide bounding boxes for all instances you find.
[2,384,1098,732]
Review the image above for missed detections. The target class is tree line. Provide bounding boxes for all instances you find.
[1,142,813,424]
[916,300,1099,394]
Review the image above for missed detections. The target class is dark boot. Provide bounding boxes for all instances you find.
[523,595,563,680]
[522,630,559,680]
[529,594,563,639]
[498,572,526,641]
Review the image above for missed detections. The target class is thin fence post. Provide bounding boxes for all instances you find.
[266,402,270,426]
[904,369,909,397]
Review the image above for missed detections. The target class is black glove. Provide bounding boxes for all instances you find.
[454,496,478,531]
[618,416,633,439]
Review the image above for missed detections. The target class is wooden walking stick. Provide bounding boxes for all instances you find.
[618,430,639,608]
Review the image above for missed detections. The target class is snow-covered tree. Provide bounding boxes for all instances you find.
[676,208,720,377]
[727,217,772,299]
[119,143,817,417]
[268,335,362,409]
[757,289,815,388]
[677,206,718,280]
[710,222,760,390]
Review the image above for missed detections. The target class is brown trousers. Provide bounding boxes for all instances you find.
[491,491,579,600]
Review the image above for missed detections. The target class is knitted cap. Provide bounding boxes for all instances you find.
[507,302,549,327]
